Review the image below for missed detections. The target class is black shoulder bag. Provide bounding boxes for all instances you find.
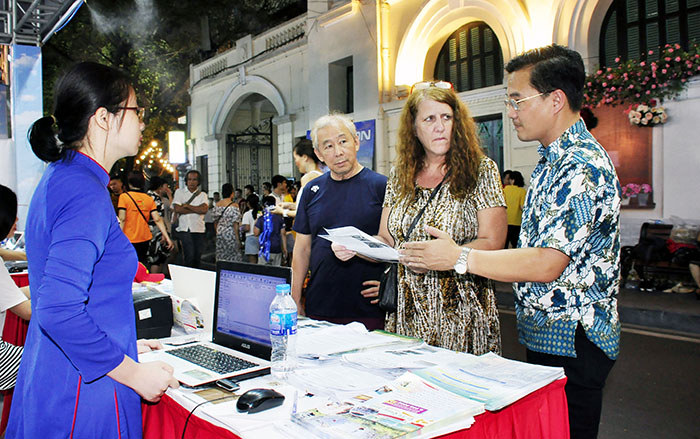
[377,174,448,313]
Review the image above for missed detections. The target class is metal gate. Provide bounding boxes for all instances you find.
[226,117,273,192]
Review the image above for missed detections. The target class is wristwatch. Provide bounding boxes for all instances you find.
[453,247,471,274]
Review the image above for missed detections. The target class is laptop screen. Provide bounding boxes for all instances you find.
[213,262,291,355]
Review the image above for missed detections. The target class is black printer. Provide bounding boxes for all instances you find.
[132,289,173,339]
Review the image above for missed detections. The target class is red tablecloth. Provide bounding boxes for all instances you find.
[0,272,31,434]
[142,378,569,439]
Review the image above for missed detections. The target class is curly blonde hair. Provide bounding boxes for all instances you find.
[394,86,483,201]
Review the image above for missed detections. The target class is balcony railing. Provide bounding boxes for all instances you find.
[192,14,307,86]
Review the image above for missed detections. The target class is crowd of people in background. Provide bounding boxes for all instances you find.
[105,140,321,273]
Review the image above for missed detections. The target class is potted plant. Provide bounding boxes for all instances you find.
[621,183,652,206]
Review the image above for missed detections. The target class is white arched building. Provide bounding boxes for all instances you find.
[188,0,700,243]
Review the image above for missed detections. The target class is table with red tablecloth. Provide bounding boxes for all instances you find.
[142,377,569,439]
[0,272,30,434]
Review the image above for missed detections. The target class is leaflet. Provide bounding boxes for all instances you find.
[292,371,484,438]
[319,226,399,263]
[413,352,565,411]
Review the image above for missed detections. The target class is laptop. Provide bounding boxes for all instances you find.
[139,261,291,387]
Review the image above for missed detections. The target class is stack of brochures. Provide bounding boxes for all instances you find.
[296,322,421,359]
[292,371,484,438]
[413,352,565,411]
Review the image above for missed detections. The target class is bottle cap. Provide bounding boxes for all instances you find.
[276,283,291,294]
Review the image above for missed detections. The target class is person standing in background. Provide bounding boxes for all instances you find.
[241,194,262,264]
[108,173,125,214]
[146,176,173,273]
[118,172,173,265]
[172,170,208,268]
[503,170,526,248]
[212,183,243,263]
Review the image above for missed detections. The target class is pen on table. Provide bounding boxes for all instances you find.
[291,390,298,415]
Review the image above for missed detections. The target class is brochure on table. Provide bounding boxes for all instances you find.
[291,371,483,439]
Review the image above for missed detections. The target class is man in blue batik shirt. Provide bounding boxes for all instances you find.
[400,45,620,439]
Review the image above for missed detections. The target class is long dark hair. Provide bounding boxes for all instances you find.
[29,62,132,162]
[0,184,18,239]
[247,194,261,220]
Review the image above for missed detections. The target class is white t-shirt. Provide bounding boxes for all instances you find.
[173,188,209,233]
[0,256,29,336]
[241,210,259,233]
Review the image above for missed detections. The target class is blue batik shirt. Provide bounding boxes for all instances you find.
[514,119,621,360]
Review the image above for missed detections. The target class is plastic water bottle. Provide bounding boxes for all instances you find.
[269,283,297,378]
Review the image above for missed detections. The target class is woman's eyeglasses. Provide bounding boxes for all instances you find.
[118,106,145,120]
[410,80,454,94]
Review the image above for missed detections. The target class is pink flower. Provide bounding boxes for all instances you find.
[596,70,602,75]
[607,74,613,80]
[640,61,646,67]
[628,84,635,89]
[587,82,592,86]
[665,57,671,61]
[675,56,681,62]
[646,90,651,94]
[668,48,674,53]
[675,43,681,49]
[611,87,616,91]
[648,50,654,55]
[602,82,608,87]
[615,57,620,62]
[662,68,667,74]
[651,84,656,89]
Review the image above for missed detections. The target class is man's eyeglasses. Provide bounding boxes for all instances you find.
[410,80,454,94]
[504,92,551,111]
[118,106,145,120]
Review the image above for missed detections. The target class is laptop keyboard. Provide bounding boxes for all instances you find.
[167,345,258,375]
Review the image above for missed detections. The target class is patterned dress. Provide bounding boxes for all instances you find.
[212,202,243,262]
[384,157,505,354]
[146,190,168,266]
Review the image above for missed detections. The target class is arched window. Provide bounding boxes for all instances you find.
[434,22,503,92]
[600,0,700,66]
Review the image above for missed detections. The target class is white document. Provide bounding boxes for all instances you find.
[296,322,420,358]
[319,226,399,263]
[413,352,565,411]
[342,344,468,370]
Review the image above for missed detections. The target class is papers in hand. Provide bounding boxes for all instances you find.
[319,226,399,263]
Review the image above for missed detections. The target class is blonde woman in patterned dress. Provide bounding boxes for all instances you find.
[336,82,507,354]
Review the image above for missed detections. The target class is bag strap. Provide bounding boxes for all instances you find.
[125,191,151,226]
[405,171,450,240]
[184,189,202,205]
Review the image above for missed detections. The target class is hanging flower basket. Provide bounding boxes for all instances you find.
[583,43,700,123]
[625,101,668,127]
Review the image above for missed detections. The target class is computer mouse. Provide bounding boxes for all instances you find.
[236,388,285,414]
